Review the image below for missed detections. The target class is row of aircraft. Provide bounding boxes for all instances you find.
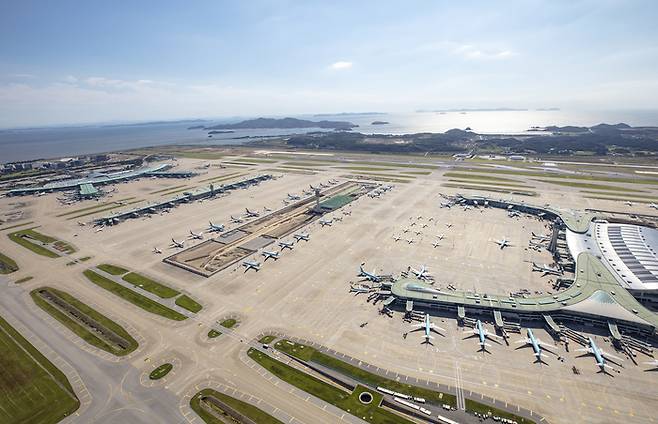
[241,232,310,272]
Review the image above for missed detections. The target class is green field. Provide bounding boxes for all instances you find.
[207,329,221,338]
[8,229,71,258]
[122,272,180,298]
[0,221,34,231]
[30,287,138,356]
[149,363,173,380]
[97,263,129,275]
[83,270,187,321]
[535,179,646,192]
[175,295,202,313]
[0,314,80,423]
[220,318,237,328]
[55,198,136,217]
[259,335,276,344]
[448,179,532,188]
[465,399,535,423]
[461,167,658,185]
[64,200,143,220]
[443,171,519,182]
[248,348,411,424]
[150,185,187,194]
[190,388,284,424]
[0,252,19,274]
[275,340,455,406]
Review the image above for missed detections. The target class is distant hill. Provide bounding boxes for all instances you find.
[205,117,357,130]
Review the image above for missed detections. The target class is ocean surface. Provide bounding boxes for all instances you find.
[1,110,658,163]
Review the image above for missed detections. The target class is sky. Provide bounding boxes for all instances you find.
[1,0,658,128]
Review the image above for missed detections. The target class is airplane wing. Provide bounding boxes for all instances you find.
[536,339,557,354]
[515,338,531,345]
[485,331,503,340]
[430,325,446,334]
[575,347,593,354]
[601,350,624,362]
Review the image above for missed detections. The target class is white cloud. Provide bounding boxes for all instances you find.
[329,61,353,70]
[418,41,516,60]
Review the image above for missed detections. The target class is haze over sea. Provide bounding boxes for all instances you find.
[1,109,657,163]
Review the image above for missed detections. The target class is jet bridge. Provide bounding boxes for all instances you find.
[607,321,622,343]
[543,314,562,337]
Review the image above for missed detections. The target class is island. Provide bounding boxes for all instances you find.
[203,117,357,131]
[371,121,389,125]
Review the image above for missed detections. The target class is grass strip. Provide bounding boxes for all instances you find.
[220,318,237,328]
[0,252,19,274]
[443,171,518,182]
[30,287,138,356]
[207,329,221,338]
[198,171,241,183]
[97,264,129,276]
[175,295,202,313]
[248,348,411,424]
[149,363,173,380]
[259,335,276,344]
[191,388,283,424]
[344,174,411,184]
[8,230,60,258]
[0,314,80,423]
[448,179,532,188]
[122,272,180,299]
[14,276,33,284]
[275,340,455,406]
[461,167,658,185]
[55,198,136,217]
[580,191,658,201]
[337,166,397,172]
[83,270,187,321]
[533,179,646,192]
[0,221,34,231]
[150,185,187,194]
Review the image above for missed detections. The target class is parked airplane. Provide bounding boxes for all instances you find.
[466,320,502,351]
[302,189,313,196]
[189,230,204,240]
[508,210,521,218]
[643,359,658,370]
[77,221,86,227]
[278,241,294,250]
[576,337,623,372]
[431,241,441,248]
[532,262,562,276]
[230,215,243,223]
[152,247,162,254]
[650,203,658,210]
[95,227,104,233]
[494,238,512,249]
[319,218,333,227]
[170,238,185,248]
[440,202,452,209]
[410,265,432,281]
[411,314,445,344]
[531,232,550,241]
[358,263,382,282]
[436,234,445,240]
[624,201,633,207]
[414,230,422,236]
[287,193,300,200]
[242,259,261,272]
[343,210,352,216]
[445,223,453,228]
[293,232,310,242]
[515,329,555,363]
[263,206,272,212]
[392,235,401,242]
[262,250,280,261]
[244,208,260,218]
[208,221,225,232]
[406,238,415,244]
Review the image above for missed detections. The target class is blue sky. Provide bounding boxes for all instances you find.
[1,0,657,127]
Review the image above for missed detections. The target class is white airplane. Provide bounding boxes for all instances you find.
[189,230,204,240]
[342,210,352,216]
[431,241,441,248]
[263,206,272,212]
[319,218,333,227]
[402,228,410,233]
[358,263,381,282]
[287,193,300,200]
[208,221,225,232]
[152,247,162,254]
[242,259,261,272]
[278,241,294,250]
[531,232,550,241]
[262,250,280,261]
[406,238,415,244]
[230,215,243,223]
[410,265,432,281]
[293,232,310,242]
[494,238,512,249]
[440,202,452,209]
[445,223,453,228]
[170,238,185,248]
[515,329,555,363]
[532,262,562,276]
[643,359,658,370]
[466,320,502,351]
[95,227,104,233]
[244,208,260,218]
[436,234,445,241]
[624,201,633,207]
[576,337,624,373]
[411,314,445,344]
[649,203,658,210]
[392,235,401,242]
[414,230,422,236]
[77,221,86,227]
[302,189,313,196]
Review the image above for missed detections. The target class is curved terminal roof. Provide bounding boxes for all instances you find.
[390,252,658,332]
